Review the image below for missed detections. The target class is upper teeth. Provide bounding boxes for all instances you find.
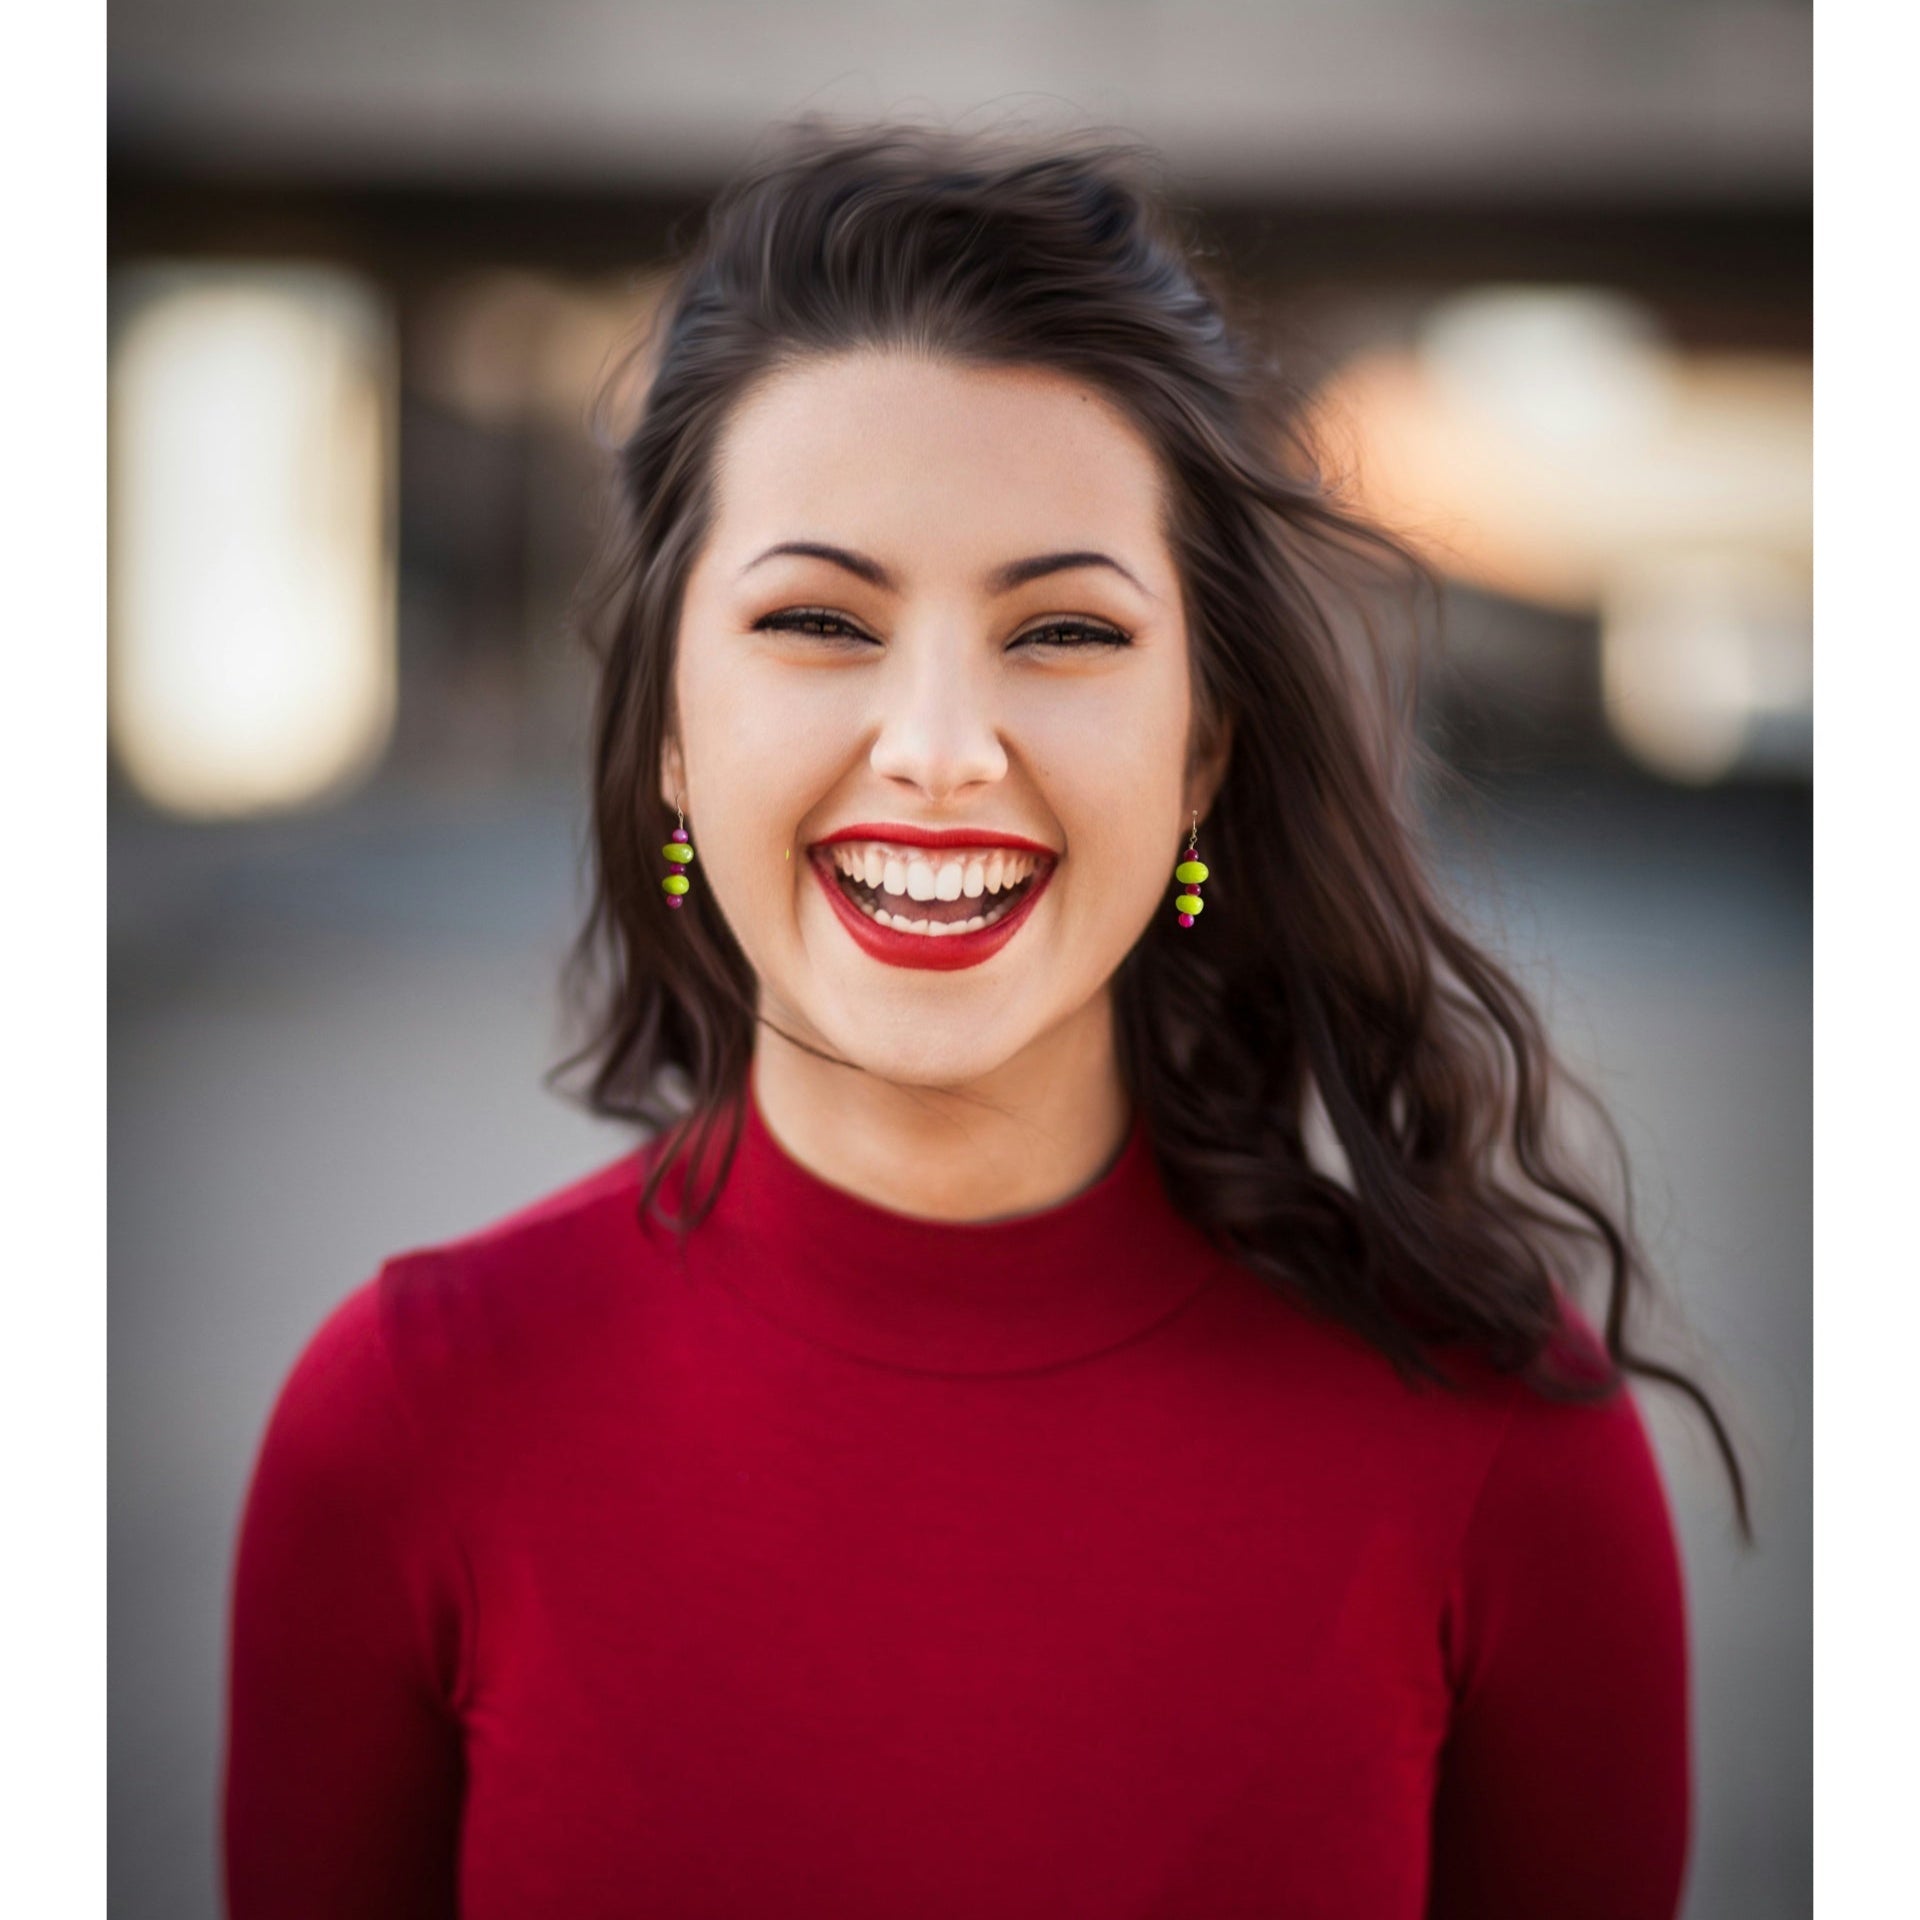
[826,842,1045,901]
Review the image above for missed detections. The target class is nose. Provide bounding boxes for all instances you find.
[865,640,1011,802]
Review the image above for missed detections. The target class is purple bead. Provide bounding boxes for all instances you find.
[1178,912,1194,927]
[671,828,689,843]
[666,895,683,908]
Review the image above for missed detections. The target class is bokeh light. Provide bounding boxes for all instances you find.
[109,264,398,817]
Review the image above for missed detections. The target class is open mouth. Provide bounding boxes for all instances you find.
[812,844,1051,939]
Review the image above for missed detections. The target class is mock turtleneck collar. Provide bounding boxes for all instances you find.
[664,1077,1226,1375]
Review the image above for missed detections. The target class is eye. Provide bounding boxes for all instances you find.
[749,608,1133,652]
[751,608,877,648]
[1013,619,1133,653]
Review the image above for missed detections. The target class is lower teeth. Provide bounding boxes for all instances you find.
[841,875,1030,937]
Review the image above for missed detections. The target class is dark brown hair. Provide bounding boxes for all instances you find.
[551,114,1751,1543]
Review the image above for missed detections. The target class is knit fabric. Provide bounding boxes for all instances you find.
[222,1082,1690,1918]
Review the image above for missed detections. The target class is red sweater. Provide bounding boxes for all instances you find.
[222,1085,1691,1919]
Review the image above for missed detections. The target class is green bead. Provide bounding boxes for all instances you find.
[1175,859,1209,884]
[662,843,694,864]
[1174,892,1204,914]
[661,873,690,895]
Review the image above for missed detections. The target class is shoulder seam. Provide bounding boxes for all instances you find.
[370,1259,482,1721]
[1440,1386,1527,1704]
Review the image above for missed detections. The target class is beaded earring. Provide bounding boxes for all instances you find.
[660,799,695,909]
[1173,810,1208,928]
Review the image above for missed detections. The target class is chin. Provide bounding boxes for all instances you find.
[801,1006,1034,1092]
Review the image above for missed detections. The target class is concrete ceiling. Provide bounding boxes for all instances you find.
[110,0,1811,198]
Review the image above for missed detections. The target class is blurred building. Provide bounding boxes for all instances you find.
[110,0,1811,817]
[108,9,1810,1920]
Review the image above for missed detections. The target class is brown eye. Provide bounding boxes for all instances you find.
[752,609,877,646]
[751,610,1130,651]
[1015,620,1132,651]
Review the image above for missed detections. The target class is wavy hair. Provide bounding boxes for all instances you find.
[550,114,1751,1543]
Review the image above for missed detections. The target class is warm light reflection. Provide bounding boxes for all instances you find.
[1601,551,1813,785]
[413,268,668,437]
[109,264,398,817]
[1304,286,1811,781]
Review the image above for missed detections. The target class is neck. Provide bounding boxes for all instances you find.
[749,995,1133,1225]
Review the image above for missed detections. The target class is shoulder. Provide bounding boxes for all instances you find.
[1420,1302,1694,1916]
[264,1139,671,1458]
[248,1272,409,1502]
[1439,1298,1689,1700]
[238,1271,439,1598]
[1186,1266,1648,1544]
[370,1138,671,1394]
[1218,1276,1684,1599]
[1462,1299,1676,1533]
[236,1270,485,1723]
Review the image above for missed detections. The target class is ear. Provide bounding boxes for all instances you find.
[659,739,686,817]
[1186,711,1234,828]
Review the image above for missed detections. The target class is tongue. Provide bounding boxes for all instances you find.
[915,893,994,924]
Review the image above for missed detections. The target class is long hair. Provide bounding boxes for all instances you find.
[549,114,1751,1544]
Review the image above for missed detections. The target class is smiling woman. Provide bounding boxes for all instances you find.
[658,345,1212,1042]
[222,116,1747,1920]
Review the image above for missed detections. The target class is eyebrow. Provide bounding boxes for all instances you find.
[739,540,1154,601]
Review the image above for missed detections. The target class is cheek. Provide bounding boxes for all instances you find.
[674,664,850,948]
[1023,645,1187,751]
[1041,792,1185,963]
[1026,685,1188,845]
[678,653,826,859]
[680,644,781,768]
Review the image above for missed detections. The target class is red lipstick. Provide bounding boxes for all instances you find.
[813,822,1057,856]
[807,833,1057,972]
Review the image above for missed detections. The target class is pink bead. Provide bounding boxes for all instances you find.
[1178,912,1194,927]
[671,828,689,842]
[666,895,683,908]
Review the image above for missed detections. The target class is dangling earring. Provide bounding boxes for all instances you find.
[661,798,695,910]
[1173,809,1208,928]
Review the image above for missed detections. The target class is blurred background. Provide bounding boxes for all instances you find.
[108,4,1811,1916]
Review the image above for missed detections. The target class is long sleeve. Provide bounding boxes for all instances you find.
[1425,1372,1693,1920]
[220,1274,467,1919]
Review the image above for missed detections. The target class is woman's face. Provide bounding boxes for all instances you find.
[667,348,1227,1091]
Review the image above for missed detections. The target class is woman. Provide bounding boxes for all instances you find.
[222,118,1748,1919]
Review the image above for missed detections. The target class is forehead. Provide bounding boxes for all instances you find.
[706,350,1173,574]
